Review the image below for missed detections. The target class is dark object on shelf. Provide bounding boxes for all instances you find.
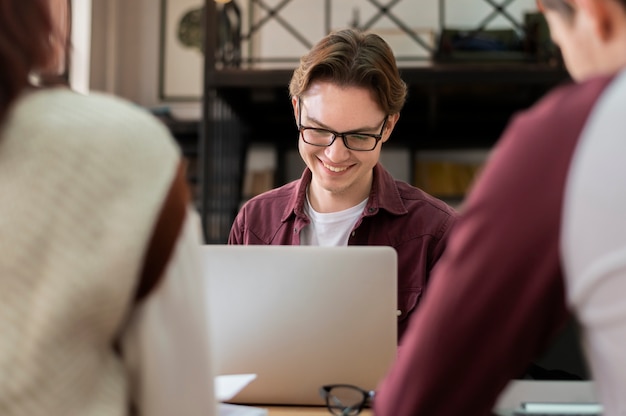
[524,11,563,65]
[217,0,242,68]
[435,28,530,63]
[436,12,563,66]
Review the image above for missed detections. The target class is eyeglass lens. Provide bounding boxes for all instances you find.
[323,385,369,415]
[300,128,378,151]
[297,96,385,152]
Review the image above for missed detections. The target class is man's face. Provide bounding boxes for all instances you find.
[294,81,395,211]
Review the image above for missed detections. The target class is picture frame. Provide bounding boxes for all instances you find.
[159,0,204,101]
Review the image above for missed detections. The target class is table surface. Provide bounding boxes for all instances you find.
[248,405,518,415]
[257,406,372,415]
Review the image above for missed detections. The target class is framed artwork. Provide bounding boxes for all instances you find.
[159,0,204,101]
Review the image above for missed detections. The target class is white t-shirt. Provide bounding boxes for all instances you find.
[300,195,368,246]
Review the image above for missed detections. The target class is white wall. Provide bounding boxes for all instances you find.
[91,0,158,104]
[70,0,92,94]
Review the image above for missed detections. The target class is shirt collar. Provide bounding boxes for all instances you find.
[281,168,312,222]
[281,163,408,222]
[366,163,408,216]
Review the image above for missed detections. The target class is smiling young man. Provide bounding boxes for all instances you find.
[228,28,458,342]
[374,0,626,414]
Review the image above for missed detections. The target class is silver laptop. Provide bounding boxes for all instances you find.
[201,245,398,406]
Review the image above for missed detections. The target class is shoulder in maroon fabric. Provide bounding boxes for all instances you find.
[373,75,615,416]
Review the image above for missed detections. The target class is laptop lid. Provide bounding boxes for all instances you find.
[201,245,398,406]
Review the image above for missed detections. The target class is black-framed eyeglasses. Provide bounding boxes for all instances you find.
[319,384,375,415]
[298,97,388,152]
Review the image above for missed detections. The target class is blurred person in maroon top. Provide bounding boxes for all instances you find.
[374,0,626,414]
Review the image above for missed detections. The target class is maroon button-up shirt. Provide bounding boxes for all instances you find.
[229,163,458,342]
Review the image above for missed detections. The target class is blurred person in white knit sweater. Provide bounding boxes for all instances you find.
[0,1,216,415]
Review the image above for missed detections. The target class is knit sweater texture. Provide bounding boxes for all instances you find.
[0,88,180,415]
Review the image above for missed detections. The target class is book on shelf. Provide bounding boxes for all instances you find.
[414,149,489,200]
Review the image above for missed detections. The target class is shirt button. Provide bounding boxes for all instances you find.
[293,228,298,233]
[396,310,402,317]
[368,207,376,213]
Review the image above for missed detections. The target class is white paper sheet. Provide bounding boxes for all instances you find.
[215,373,258,402]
